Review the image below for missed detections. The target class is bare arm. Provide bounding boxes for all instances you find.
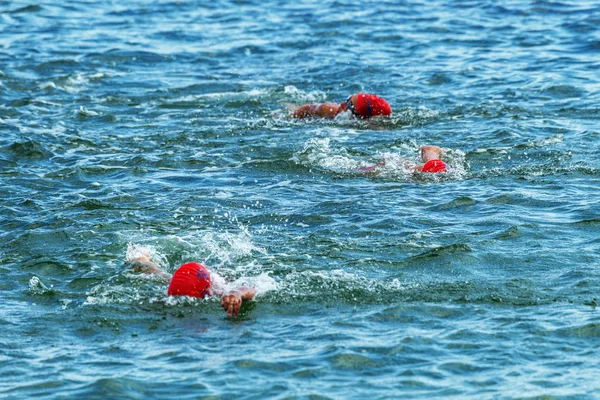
[359,159,386,173]
[220,286,256,317]
[128,255,171,280]
[292,103,341,119]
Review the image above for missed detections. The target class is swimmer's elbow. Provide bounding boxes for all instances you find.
[239,287,256,301]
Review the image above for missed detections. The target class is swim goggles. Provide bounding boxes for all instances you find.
[346,96,360,117]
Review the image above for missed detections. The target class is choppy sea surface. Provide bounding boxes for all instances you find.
[2,0,600,398]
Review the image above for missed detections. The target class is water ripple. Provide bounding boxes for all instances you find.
[2,0,600,398]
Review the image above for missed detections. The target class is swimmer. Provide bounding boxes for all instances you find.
[361,145,449,173]
[292,93,392,119]
[415,145,448,173]
[128,253,256,317]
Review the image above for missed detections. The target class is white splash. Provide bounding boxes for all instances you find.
[125,243,169,271]
[294,137,365,173]
[283,85,326,103]
[29,276,50,293]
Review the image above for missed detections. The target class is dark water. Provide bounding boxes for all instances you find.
[2,0,600,398]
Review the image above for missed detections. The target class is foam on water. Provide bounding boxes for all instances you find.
[283,85,326,103]
[294,137,366,173]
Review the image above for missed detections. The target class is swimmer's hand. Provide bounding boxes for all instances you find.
[221,293,243,317]
[221,287,256,317]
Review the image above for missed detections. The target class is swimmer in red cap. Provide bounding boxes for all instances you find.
[416,145,448,173]
[292,93,392,119]
[128,254,256,317]
[361,145,448,174]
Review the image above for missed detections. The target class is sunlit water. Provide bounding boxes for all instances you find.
[2,0,600,398]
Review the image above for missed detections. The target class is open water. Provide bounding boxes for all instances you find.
[2,0,600,398]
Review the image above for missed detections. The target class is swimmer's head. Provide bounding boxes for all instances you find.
[421,145,443,162]
[167,262,211,298]
[421,159,448,173]
[345,93,392,118]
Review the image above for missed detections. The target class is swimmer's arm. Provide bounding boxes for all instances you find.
[292,103,341,119]
[361,159,424,173]
[235,286,256,301]
[413,163,424,173]
[220,286,256,317]
[360,159,386,173]
[128,257,171,280]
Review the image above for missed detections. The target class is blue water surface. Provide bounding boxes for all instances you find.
[1,0,600,398]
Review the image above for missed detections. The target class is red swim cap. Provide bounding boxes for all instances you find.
[167,262,211,298]
[354,93,392,118]
[421,159,448,173]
